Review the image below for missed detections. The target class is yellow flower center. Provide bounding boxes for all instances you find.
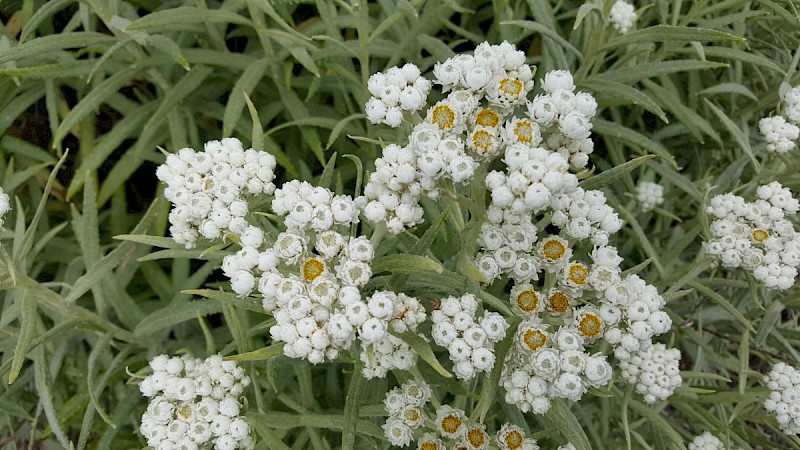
[302,258,325,282]
[419,442,438,450]
[579,313,603,338]
[568,264,589,285]
[504,430,525,449]
[402,407,420,423]
[542,238,566,261]
[499,77,523,96]
[441,414,462,434]
[466,427,488,448]
[476,108,500,127]
[514,120,534,143]
[515,289,539,313]
[471,129,494,152]
[522,329,548,352]
[547,291,571,314]
[752,229,769,243]
[432,104,456,130]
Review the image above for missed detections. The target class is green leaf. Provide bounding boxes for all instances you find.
[144,65,214,130]
[53,67,141,148]
[8,292,37,384]
[224,343,285,362]
[689,281,755,332]
[113,234,182,249]
[502,20,583,60]
[643,79,721,143]
[580,155,656,190]
[544,399,591,450]
[341,361,363,449]
[14,151,68,266]
[19,0,75,43]
[391,330,452,378]
[699,82,758,101]
[126,7,252,31]
[0,32,116,65]
[592,119,676,167]
[317,152,337,189]
[371,254,443,275]
[603,25,743,50]
[326,113,366,149]
[704,99,760,171]
[134,300,224,338]
[243,93,265,152]
[596,60,727,84]
[248,411,384,439]
[223,59,269,137]
[579,78,668,123]
[183,289,264,314]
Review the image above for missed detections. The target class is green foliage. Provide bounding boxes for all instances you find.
[0,0,799,448]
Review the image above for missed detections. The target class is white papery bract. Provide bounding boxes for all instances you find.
[636,181,665,212]
[139,354,252,450]
[704,182,800,290]
[763,362,800,435]
[431,293,509,380]
[382,380,431,446]
[759,116,799,153]
[0,187,9,230]
[496,423,539,450]
[688,432,725,450]
[360,291,427,379]
[618,343,682,404]
[272,180,361,232]
[610,1,637,34]
[156,137,277,248]
[366,63,432,127]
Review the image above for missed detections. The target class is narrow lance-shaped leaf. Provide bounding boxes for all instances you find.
[8,292,37,384]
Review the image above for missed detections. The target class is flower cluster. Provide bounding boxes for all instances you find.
[687,432,724,450]
[501,319,614,414]
[636,181,664,212]
[366,63,432,127]
[0,187,9,230]
[156,138,277,248]
[610,1,637,34]
[382,380,433,447]
[139,354,252,450]
[763,362,800,435]
[383,382,540,450]
[704,181,800,290]
[430,293,510,379]
[551,187,623,246]
[760,85,800,153]
[618,343,682,404]
[529,71,598,169]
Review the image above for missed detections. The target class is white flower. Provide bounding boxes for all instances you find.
[763,362,800,435]
[687,432,724,450]
[610,0,637,34]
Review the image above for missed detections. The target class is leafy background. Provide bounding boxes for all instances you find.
[0,0,799,448]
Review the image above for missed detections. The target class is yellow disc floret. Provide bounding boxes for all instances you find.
[513,119,534,143]
[547,290,571,314]
[431,104,456,130]
[542,238,567,261]
[568,263,589,286]
[471,129,494,153]
[752,228,769,243]
[476,108,500,127]
[466,426,488,448]
[578,312,603,339]
[522,329,548,352]
[499,77,523,96]
[514,289,540,314]
[302,257,325,282]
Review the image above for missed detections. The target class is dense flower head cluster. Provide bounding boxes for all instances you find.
[550,187,623,246]
[528,71,598,169]
[361,42,600,236]
[0,187,9,230]
[687,432,724,450]
[636,181,665,212]
[704,181,800,290]
[139,354,252,450]
[271,180,361,232]
[763,362,800,435]
[383,382,539,450]
[156,138,277,248]
[430,293,510,379]
[610,1,637,34]
[383,380,433,447]
[759,85,800,153]
[366,63,433,127]
[618,343,682,404]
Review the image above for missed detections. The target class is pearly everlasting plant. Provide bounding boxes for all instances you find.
[704,181,800,290]
[687,432,724,450]
[636,181,664,212]
[139,354,252,450]
[763,362,800,435]
[609,1,637,34]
